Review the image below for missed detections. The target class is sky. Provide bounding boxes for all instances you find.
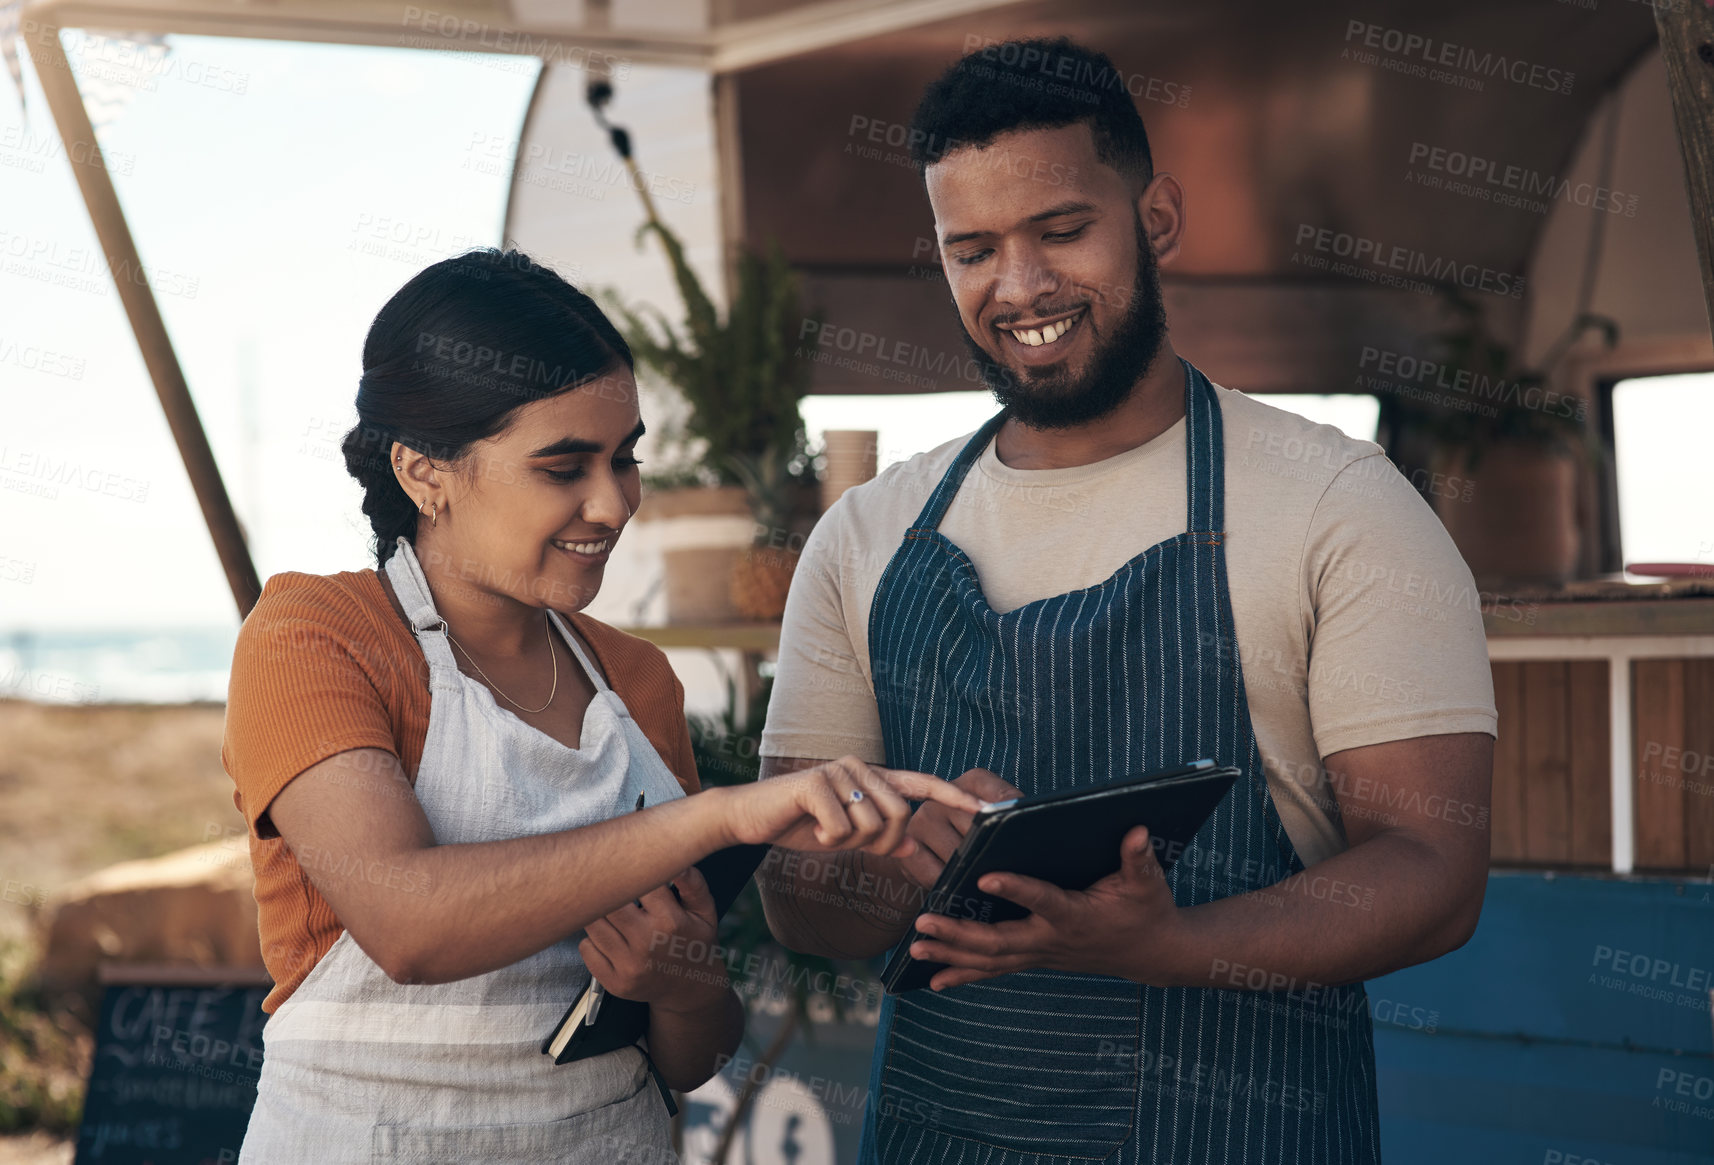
[0,33,1708,641]
[0,35,540,632]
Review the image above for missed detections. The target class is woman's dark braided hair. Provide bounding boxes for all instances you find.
[341,248,634,567]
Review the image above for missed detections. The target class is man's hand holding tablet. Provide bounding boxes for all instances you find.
[898,768,1023,890]
[884,763,1239,993]
[907,823,1178,991]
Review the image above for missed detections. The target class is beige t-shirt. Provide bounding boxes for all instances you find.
[760,382,1497,867]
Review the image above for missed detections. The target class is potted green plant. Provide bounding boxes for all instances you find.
[586,81,819,623]
[1381,288,1616,590]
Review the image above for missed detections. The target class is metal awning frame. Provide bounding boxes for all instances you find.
[17,0,1028,616]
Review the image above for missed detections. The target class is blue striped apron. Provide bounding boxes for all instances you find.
[858,358,1381,1164]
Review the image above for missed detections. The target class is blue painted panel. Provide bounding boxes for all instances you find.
[1375,1028,1714,1163]
[1369,872,1714,1053]
[1370,871,1714,1161]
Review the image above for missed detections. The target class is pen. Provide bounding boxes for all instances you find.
[631,792,645,907]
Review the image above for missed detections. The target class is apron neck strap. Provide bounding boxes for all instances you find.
[385,537,613,692]
[908,409,1007,531]
[383,536,449,635]
[547,610,611,693]
[1182,357,1225,537]
[907,357,1224,537]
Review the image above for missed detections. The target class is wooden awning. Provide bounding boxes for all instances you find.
[15,0,1714,618]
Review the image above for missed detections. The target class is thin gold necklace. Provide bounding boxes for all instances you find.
[446,612,559,714]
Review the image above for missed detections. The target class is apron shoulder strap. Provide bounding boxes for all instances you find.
[909,410,1008,531]
[1182,357,1226,539]
[383,536,450,634]
[908,359,1226,539]
[381,537,460,676]
[547,611,610,692]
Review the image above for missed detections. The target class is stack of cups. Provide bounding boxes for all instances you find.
[820,430,880,512]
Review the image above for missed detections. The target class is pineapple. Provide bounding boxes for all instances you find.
[730,545,800,620]
[726,451,806,621]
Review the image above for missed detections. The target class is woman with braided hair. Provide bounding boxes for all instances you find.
[222,247,977,1161]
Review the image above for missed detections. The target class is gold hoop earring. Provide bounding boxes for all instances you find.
[419,499,437,527]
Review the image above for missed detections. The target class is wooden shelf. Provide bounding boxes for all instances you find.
[98,962,273,987]
[617,624,781,651]
[1485,597,1714,638]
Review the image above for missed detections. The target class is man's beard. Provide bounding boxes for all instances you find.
[958,219,1169,431]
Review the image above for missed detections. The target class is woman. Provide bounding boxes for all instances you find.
[222,248,976,1162]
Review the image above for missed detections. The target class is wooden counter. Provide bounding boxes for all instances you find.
[1481,591,1714,877]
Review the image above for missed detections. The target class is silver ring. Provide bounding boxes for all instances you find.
[849,789,865,804]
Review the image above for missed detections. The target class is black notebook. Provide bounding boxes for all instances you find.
[542,842,771,1065]
[880,760,1240,994]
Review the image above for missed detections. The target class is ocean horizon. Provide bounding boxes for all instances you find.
[0,626,238,705]
[0,625,734,718]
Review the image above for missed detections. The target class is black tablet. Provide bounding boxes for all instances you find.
[880,760,1240,994]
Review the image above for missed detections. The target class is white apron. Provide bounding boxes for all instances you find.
[240,535,689,1163]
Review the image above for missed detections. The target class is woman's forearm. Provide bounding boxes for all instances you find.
[370,788,737,983]
[276,751,978,985]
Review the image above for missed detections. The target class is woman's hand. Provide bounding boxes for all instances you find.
[723,756,986,856]
[578,866,728,1013]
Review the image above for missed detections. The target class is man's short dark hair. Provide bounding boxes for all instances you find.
[908,37,1154,186]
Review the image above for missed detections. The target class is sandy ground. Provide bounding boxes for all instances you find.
[0,1135,71,1165]
[0,697,240,1145]
[0,698,239,946]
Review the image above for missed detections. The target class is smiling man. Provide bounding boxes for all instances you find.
[757,37,1497,1165]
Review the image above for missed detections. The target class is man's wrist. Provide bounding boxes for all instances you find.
[759,848,918,930]
[650,961,733,1018]
[1137,903,1211,989]
[850,851,924,929]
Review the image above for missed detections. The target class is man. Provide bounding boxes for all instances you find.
[758,36,1495,1164]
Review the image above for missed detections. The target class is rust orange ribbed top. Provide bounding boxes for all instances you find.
[220,567,700,1013]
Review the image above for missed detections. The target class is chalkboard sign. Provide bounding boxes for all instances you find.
[75,967,270,1165]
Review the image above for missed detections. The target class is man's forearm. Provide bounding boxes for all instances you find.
[754,754,928,957]
[756,847,925,959]
[647,986,744,1092]
[1158,829,1485,992]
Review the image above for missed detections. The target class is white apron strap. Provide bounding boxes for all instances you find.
[382,536,457,671]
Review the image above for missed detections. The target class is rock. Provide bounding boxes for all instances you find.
[36,840,264,1001]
